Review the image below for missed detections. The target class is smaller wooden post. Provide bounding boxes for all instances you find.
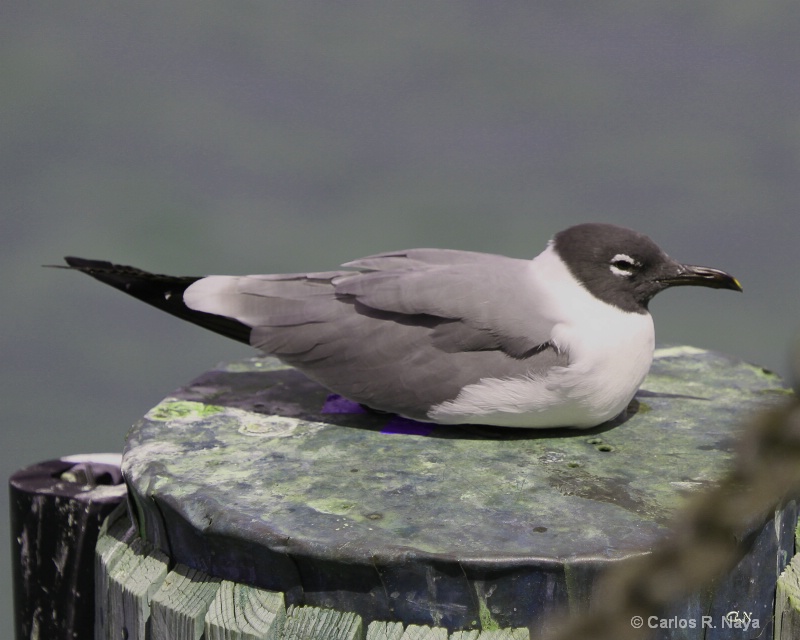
[9,454,127,640]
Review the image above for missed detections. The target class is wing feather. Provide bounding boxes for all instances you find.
[333,251,552,356]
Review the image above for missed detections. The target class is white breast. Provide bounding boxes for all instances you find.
[428,245,655,428]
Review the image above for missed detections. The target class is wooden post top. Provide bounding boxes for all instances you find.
[121,346,793,632]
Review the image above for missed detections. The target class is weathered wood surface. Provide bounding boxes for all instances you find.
[283,606,363,640]
[447,631,527,640]
[95,508,531,638]
[150,565,221,639]
[775,551,800,640]
[96,503,170,639]
[121,347,794,636]
[9,454,127,640]
[366,621,405,639]
[205,581,286,640]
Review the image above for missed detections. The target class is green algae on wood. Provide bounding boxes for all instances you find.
[122,346,795,634]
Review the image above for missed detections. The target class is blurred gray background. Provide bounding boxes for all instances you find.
[2,2,799,633]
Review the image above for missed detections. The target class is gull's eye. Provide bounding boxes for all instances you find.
[609,253,639,277]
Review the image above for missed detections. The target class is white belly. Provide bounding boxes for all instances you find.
[428,311,654,428]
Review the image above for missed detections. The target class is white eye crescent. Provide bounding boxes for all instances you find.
[609,253,639,277]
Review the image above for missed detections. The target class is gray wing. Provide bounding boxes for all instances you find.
[184,249,566,420]
[336,249,554,357]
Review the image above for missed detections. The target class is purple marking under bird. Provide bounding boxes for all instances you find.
[58,223,741,429]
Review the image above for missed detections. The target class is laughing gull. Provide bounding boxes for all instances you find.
[60,223,741,429]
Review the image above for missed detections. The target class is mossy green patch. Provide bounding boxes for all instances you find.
[757,388,795,397]
[478,598,501,631]
[147,400,224,421]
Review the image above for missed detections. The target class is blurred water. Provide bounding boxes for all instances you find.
[2,3,799,634]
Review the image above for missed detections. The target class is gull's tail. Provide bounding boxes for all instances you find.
[57,257,252,344]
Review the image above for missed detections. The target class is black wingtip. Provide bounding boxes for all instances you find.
[61,256,167,280]
[42,257,103,270]
[54,256,253,346]
[64,256,112,269]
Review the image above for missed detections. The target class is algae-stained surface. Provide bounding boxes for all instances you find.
[123,346,789,567]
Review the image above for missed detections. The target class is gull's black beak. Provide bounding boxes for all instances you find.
[658,264,743,292]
